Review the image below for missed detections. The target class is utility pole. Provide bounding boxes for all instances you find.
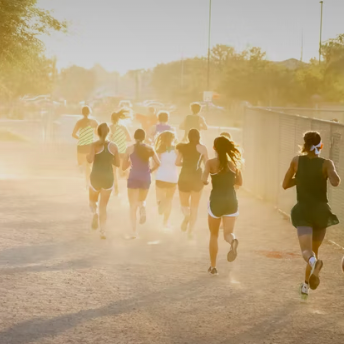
[207,0,212,91]
[319,1,324,63]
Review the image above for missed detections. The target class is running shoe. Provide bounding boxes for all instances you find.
[208,267,218,275]
[100,234,107,240]
[181,215,190,232]
[309,259,323,290]
[227,239,239,262]
[299,282,309,301]
[139,206,146,225]
[91,214,99,230]
[187,231,194,240]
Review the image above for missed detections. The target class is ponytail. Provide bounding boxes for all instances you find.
[111,108,131,124]
[97,123,110,145]
[134,129,153,162]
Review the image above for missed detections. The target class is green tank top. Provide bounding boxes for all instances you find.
[296,156,327,204]
[78,126,94,146]
[110,125,127,154]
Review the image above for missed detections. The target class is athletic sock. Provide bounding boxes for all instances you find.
[309,256,316,268]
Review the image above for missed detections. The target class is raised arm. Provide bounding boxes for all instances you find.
[325,160,341,187]
[282,157,297,190]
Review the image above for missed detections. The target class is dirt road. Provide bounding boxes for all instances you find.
[0,142,343,344]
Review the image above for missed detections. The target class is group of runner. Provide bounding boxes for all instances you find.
[72,101,342,299]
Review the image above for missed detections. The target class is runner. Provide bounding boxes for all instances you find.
[110,109,132,196]
[122,129,160,238]
[176,129,208,239]
[202,136,242,275]
[87,123,120,240]
[72,106,98,188]
[282,131,340,297]
[180,102,208,142]
[150,111,174,140]
[155,131,178,228]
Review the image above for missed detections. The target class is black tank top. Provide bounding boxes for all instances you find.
[178,143,202,177]
[210,169,237,201]
[296,156,327,204]
[91,142,114,179]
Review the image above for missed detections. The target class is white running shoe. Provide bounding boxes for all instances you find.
[300,283,309,296]
[309,259,323,290]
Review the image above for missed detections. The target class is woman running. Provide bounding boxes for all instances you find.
[110,109,132,195]
[72,106,98,188]
[122,129,160,238]
[149,111,173,140]
[202,136,242,275]
[176,129,208,239]
[87,123,120,240]
[155,131,178,228]
[180,102,208,142]
[283,131,340,297]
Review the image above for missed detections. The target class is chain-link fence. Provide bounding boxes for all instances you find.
[243,106,344,246]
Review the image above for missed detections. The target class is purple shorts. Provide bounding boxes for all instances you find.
[127,179,151,190]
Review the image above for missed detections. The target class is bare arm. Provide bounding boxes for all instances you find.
[123,125,132,142]
[109,143,120,168]
[325,160,341,187]
[202,160,210,185]
[199,116,208,130]
[235,169,243,187]
[150,149,161,173]
[122,147,131,171]
[175,150,183,167]
[86,143,96,164]
[202,145,209,165]
[72,121,80,140]
[282,157,297,190]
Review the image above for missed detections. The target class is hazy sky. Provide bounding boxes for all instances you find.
[39,0,344,74]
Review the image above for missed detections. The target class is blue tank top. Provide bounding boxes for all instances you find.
[128,145,151,182]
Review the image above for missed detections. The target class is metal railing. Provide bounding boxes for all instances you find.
[243,106,344,247]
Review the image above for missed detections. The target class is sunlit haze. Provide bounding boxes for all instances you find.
[39,0,344,74]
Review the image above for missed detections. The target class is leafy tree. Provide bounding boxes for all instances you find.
[0,0,66,99]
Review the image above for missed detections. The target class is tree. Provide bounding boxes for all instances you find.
[0,0,67,99]
[55,66,96,103]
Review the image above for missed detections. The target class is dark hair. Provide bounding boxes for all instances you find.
[177,129,200,153]
[188,128,200,145]
[158,111,169,123]
[155,131,175,154]
[82,106,91,117]
[214,136,242,170]
[134,129,153,162]
[301,131,322,153]
[220,132,232,140]
[111,108,130,124]
[97,123,110,144]
[190,102,201,115]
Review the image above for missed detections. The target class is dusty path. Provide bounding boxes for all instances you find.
[0,143,343,344]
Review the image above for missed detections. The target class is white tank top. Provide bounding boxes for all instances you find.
[156,149,178,183]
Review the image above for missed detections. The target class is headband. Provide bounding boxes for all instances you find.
[310,141,323,155]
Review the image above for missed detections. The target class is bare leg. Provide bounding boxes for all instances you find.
[156,186,166,215]
[208,215,221,268]
[113,166,119,195]
[128,189,140,237]
[179,191,191,232]
[89,188,100,230]
[98,189,112,239]
[305,228,326,283]
[189,190,203,236]
[164,186,177,225]
[223,216,238,262]
[138,189,149,224]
